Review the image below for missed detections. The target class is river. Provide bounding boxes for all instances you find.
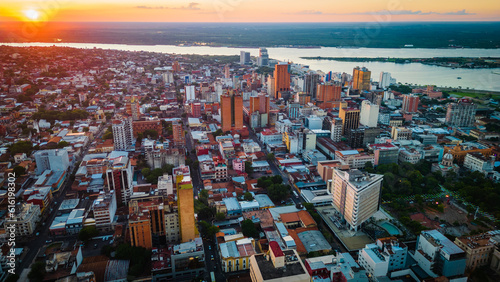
[2,42,500,91]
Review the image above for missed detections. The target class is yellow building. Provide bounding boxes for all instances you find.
[455,234,495,271]
[352,67,371,91]
[444,144,493,164]
[220,238,256,273]
[178,183,196,243]
[129,213,153,249]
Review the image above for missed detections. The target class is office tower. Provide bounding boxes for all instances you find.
[224,64,230,79]
[172,61,181,72]
[352,67,371,91]
[185,85,196,101]
[106,154,133,205]
[129,213,153,249]
[339,107,360,135]
[126,98,141,121]
[330,118,343,142]
[33,148,70,175]
[331,169,383,231]
[221,93,243,132]
[191,101,201,117]
[240,51,251,65]
[258,48,269,66]
[92,190,117,231]
[172,121,185,146]
[379,72,393,89]
[249,94,270,114]
[360,100,379,128]
[402,94,420,113]
[304,73,321,98]
[112,117,133,151]
[287,103,300,119]
[267,76,275,97]
[174,165,196,242]
[445,99,477,127]
[316,83,342,109]
[273,62,291,99]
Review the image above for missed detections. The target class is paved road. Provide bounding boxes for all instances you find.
[17,125,105,273]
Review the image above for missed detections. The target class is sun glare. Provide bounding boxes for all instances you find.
[24,9,40,21]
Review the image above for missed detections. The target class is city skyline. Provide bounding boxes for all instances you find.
[0,0,499,23]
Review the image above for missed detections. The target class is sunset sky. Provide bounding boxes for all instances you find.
[0,0,499,22]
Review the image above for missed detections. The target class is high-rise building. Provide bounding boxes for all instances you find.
[172,121,185,146]
[129,195,171,247]
[445,99,477,127]
[339,107,360,135]
[106,154,133,205]
[379,72,394,89]
[174,165,196,243]
[240,51,251,65]
[112,118,134,151]
[191,101,201,118]
[304,73,321,98]
[126,97,141,121]
[331,169,383,231]
[33,148,70,175]
[273,62,291,99]
[316,83,342,109]
[129,213,153,249]
[92,190,117,231]
[402,94,420,113]
[185,85,196,101]
[360,100,379,128]
[330,118,343,142]
[221,93,243,132]
[258,48,269,66]
[287,103,300,119]
[249,94,270,114]
[352,67,371,91]
[224,64,230,79]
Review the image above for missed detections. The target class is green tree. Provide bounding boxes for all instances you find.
[216,212,226,221]
[9,141,34,155]
[243,192,254,201]
[13,166,26,176]
[143,129,158,139]
[241,219,259,238]
[141,168,151,177]
[28,261,46,282]
[244,161,254,174]
[103,131,113,140]
[57,141,70,148]
[365,161,375,173]
[267,184,290,203]
[266,153,275,161]
[78,226,99,243]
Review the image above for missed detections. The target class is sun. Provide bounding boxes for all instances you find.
[24,9,40,21]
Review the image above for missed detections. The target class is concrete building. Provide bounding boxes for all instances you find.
[379,72,394,89]
[360,100,379,128]
[92,190,117,231]
[339,107,360,135]
[358,237,407,278]
[258,48,269,66]
[34,148,70,175]
[157,174,173,195]
[464,152,495,174]
[331,169,384,232]
[106,154,133,204]
[5,203,41,236]
[172,121,185,146]
[185,85,196,101]
[316,83,342,109]
[402,94,419,113]
[219,238,256,272]
[398,148,422,164]
[454,233,496,271]
[112,118,134,151]
[391,127,412,141]
[174,165,196,243]
[446,99,477,127]
[132,120,162,138]
[221,94,244,132]
[145,148,185,170]
[334,150,375,170]
[413,229,466,278]
[129,213,153,249]
[368,143,399,166]
[249,242,310,282]
[240,51,251,65]
[274,62,291,99]
[330,118,343,142]
[353,67,371,91]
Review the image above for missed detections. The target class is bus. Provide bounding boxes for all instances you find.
[293,191,299,198]
[210,272,215,282]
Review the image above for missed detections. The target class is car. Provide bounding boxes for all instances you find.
[35,232,40,236]
[211,255,214,261]
[208,245,211,250]
[45,240,52,244]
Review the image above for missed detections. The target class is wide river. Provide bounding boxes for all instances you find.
[3,42,500,91]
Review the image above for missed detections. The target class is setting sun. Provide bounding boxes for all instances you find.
[23,9,40,21]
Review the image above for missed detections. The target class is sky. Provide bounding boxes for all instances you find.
[0,0,499,22]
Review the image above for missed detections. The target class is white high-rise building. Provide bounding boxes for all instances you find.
[240,51,251,65]
[258,48,269,66]
[33,148,70,175]
[330,118,343,142]
[112,118,133,151]
[360,100,379,128]
[331,169,383,231]
[185,85,196,101]
[379,72,395,89]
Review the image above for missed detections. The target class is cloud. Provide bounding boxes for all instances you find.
[136,3,201,11]
[288,9,475,16]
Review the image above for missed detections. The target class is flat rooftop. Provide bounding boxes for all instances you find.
[254,250,306,280]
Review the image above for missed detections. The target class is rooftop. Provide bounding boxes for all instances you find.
[253,250,306,280]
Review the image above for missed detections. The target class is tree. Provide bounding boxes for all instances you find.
[28,261,46,282]
[141,168,151,177]
[216,212,226,221]
[57,141,70,148]
[83,127,89,132]
[103,131,113,140]
[365,161,375,173]
[13,166,26,176]
[241,219,259,238]
[267,184,290,203]
[78,226,99,243]
[266,153,275,161]
[244,161,254,174]
[9,141,33,155]
[143,129,159,139]
[243,192,253,201]
[199,221,220,239]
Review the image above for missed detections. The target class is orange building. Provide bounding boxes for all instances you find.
[172,61,181,72]
[174,169,197,243]
[172,121,185,146]
[352,67,371,91]
[129,213,153,249]
[273,63,291,99]
[249,94,270,114]
[316,83,342,109]
[221,94,244,132]
[132,120,162,138]
[126,98,141,121]
[444,144,493,164]
[297,92,311,105]
[339,107,360,135]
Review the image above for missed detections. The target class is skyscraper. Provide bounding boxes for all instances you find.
[445,99,477,127]
[331,169,384,231]
[173,165,196,243]
[112,117,133,151]
[273,62,291,99]
[240,51,251,65]
[402,94,420,113]
[33,148,70,175]
[258,48,269,66]
[172,121,185,146]
[249,94,270,114]
[126,98,141,121]
[316,83,342,109]
[304,73,321,98]
[129,213,153,249]
[359,100,379,128]
[106,154,133,205]
[339,107,360,135]
[379,72,394,89]
[352,67,371,91]
[221,93,244,132]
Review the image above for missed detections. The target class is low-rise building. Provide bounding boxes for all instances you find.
[5,203,41,237]
[454,233,496,271]
[358,237,407,278]
[464,152,495,174]
[220,238,256,273]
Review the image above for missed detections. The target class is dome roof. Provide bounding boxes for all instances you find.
[443,153,453,160]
